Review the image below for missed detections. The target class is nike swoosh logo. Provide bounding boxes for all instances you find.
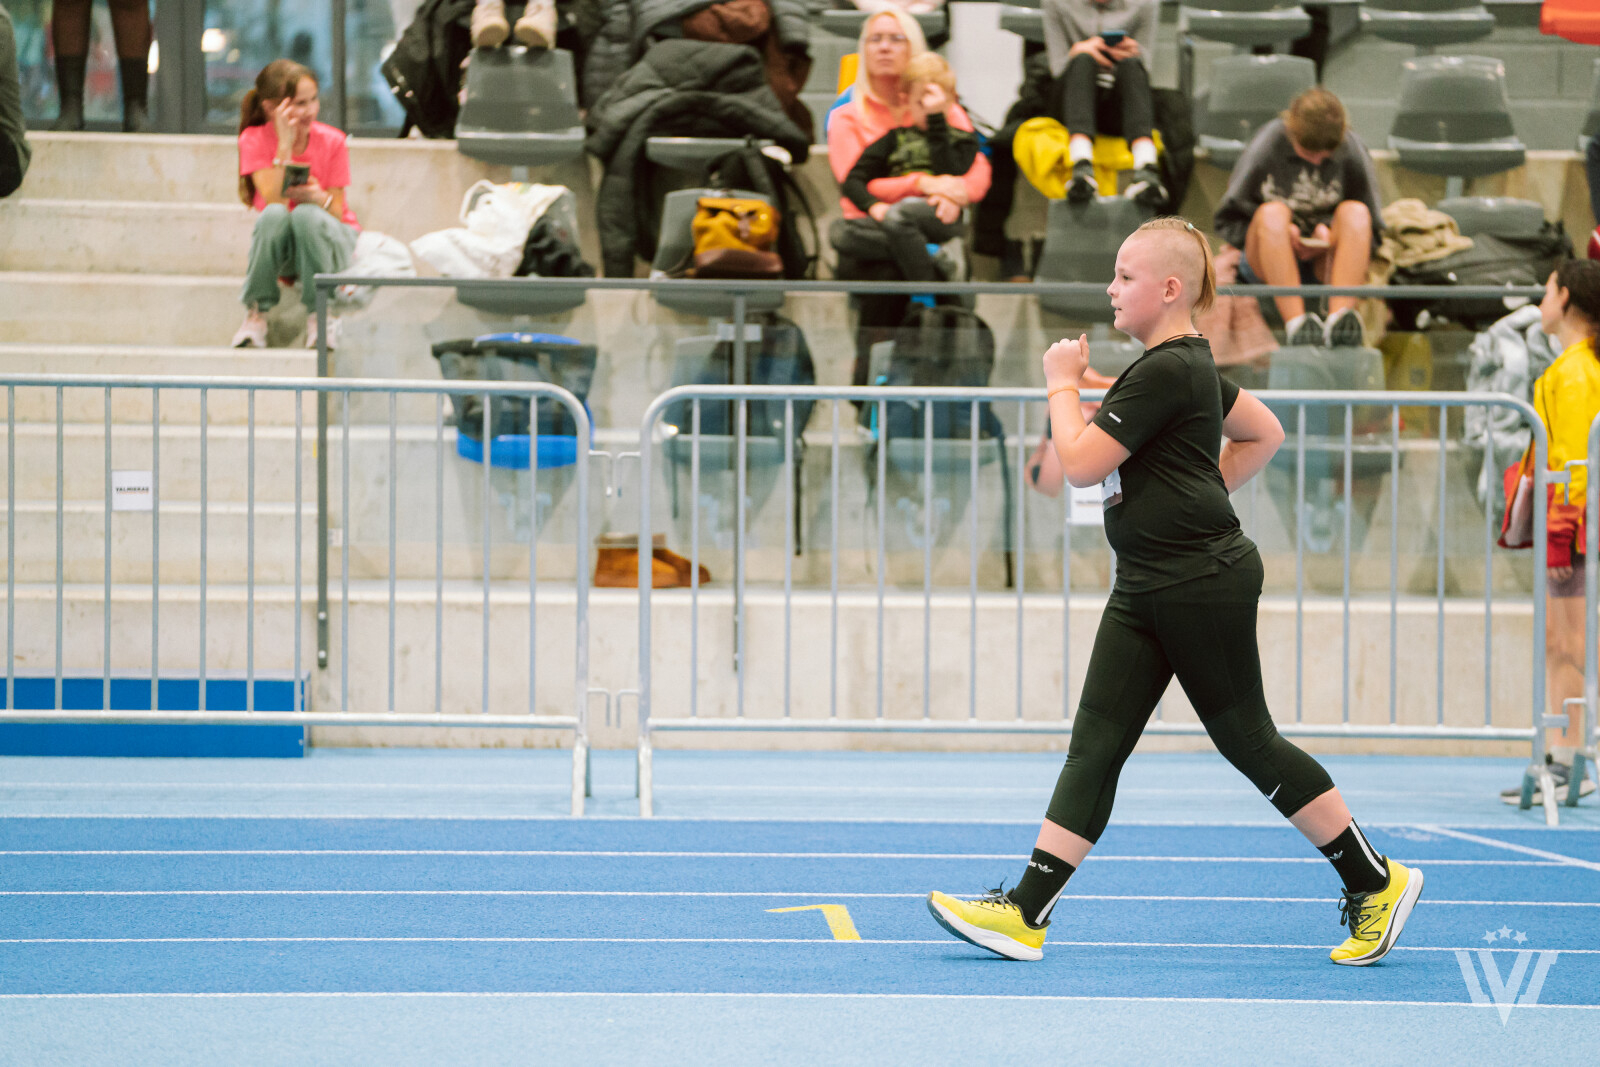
[1267,784,1281,800]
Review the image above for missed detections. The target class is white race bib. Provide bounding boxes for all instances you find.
[1101,468,1123,508]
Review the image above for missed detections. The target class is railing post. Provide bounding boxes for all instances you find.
[316,285,330,670]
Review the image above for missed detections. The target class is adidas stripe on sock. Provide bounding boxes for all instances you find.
[1007,848,1075,927]
[1319,821,1388,894]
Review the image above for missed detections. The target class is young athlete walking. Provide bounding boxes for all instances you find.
[927,217,1422,964]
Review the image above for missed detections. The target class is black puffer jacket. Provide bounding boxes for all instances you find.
[585,39,810,277]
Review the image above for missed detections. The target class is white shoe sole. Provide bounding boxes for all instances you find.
[1333,867,1423,966]
[926,893,1043,961]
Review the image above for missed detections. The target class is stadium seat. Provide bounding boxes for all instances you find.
[1540,0,1600,46]
[455,47,586,167]
[1179,0,1312,49]
[1034,196,1151,322]
[999,0,1044,45]
[1196,54,1316,169]
[454,188,589,318]
[1359,0,1494,52]
[1434,195,1547,240]
[1387,56,1525,193]
[818,7,948,42]
[645,137,773,174]
[651,188,785,319]
[1581,57,1600,152]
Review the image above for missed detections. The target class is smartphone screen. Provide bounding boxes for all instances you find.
[1100,29,1126,46]
[282,163,311,195]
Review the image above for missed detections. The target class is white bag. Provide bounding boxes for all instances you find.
[410,181,566,279]
[334,230,417,310]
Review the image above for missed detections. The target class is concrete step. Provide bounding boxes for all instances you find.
[16,132,600,252]
[0,199,254,275]
[0,581,1538,749]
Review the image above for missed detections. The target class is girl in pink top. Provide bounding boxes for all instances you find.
[232,60,360,350]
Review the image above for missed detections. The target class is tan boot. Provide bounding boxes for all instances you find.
[653,546,711,586]
[471,0,511,48]
[514,0,557,49]
[593,534,679,588]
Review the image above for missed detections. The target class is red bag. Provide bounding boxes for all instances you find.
[1499,447,1535,550]
[1541,0,1600,44]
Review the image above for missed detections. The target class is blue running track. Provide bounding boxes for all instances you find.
[0,750,1597,1065]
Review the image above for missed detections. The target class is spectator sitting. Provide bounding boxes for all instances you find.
[1214,87,1382,348]
[0,3,29,198]
[232,60,360,351]
[471,0,556,49]
[839,53,980,285]
[1042,0,1163,206]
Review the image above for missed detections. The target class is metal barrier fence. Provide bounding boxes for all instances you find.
[1572,413,1600,808]
[0,374,595,815]
[633,385,1569,821]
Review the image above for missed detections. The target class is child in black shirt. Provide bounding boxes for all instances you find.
[927,217,1423,969]
[839,53,979,283]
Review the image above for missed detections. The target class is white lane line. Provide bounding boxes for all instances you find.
[1,890,1594,906]
[0,850,1561,866]
[2,937,1598,954]
[0,992,1596,1009]
[1418,826,1600,873]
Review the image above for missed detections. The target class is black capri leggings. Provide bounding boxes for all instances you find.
[1046,548,1334,842]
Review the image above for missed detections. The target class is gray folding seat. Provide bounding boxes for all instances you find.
[1033,197,1151,322]
[1433,195,1546,240]
[456,47,585,167]
[999,0,1044,45]
[1359,0,1494,52]
[1388,55,1525,195]
[1196,54,1316,169]
[1179,0,1312,49]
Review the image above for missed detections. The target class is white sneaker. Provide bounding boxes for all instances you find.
[514,0,557,48]
[231,312,268,349]
[305,316,341,351]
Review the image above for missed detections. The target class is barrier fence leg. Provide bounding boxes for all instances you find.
[638,730,654,817]
[570,732,587,817]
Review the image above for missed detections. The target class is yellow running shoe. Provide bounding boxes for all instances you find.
[1330,858,1424,966]
[927,889,1047,961]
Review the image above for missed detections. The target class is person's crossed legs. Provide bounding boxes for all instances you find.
[1244,199,1372,346]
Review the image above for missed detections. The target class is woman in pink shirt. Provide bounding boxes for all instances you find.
[826,10,990,272]
[232,60,360,350]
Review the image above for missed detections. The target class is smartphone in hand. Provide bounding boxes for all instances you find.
[1298,235,1330,250]
[281,163,311,196]
[1100,29,1127,46]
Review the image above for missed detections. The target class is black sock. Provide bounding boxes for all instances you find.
[1319,821,1388,894]
[1006,848,1074,927]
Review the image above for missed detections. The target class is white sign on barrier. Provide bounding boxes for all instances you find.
[111,470,153,512]
[1068,482,1103,526]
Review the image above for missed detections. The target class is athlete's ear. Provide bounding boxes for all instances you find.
[1164,273,1183,305]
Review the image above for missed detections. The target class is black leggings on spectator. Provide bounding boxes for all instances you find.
[1045,549,1335,842]
[1053,53,1153,143]
[830,200,962,284]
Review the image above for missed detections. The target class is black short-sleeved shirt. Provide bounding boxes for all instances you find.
[1090,335,1255,593]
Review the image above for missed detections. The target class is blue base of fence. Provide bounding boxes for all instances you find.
[0,676,308,758]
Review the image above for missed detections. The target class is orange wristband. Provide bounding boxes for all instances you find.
[1047,385,1081,401]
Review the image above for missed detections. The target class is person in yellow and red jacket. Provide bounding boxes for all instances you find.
[1503,260,1600,805]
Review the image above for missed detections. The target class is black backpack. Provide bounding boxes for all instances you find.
[382,0,476,138]
[1390,224,1573,330]
[706,138,819,281]
[662,313,817,445]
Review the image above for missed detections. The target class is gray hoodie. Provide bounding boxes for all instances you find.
[1042,0,1157,79]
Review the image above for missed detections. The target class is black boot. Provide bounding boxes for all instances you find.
[119,57,149,132]
[53,54,87,131]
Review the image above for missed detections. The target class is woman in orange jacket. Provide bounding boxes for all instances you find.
[1505,260,1600,805]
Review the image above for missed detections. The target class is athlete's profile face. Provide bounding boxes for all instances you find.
[1107,236,1170,341]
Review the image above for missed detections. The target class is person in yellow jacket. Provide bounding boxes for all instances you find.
[1504,260,1600,804]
